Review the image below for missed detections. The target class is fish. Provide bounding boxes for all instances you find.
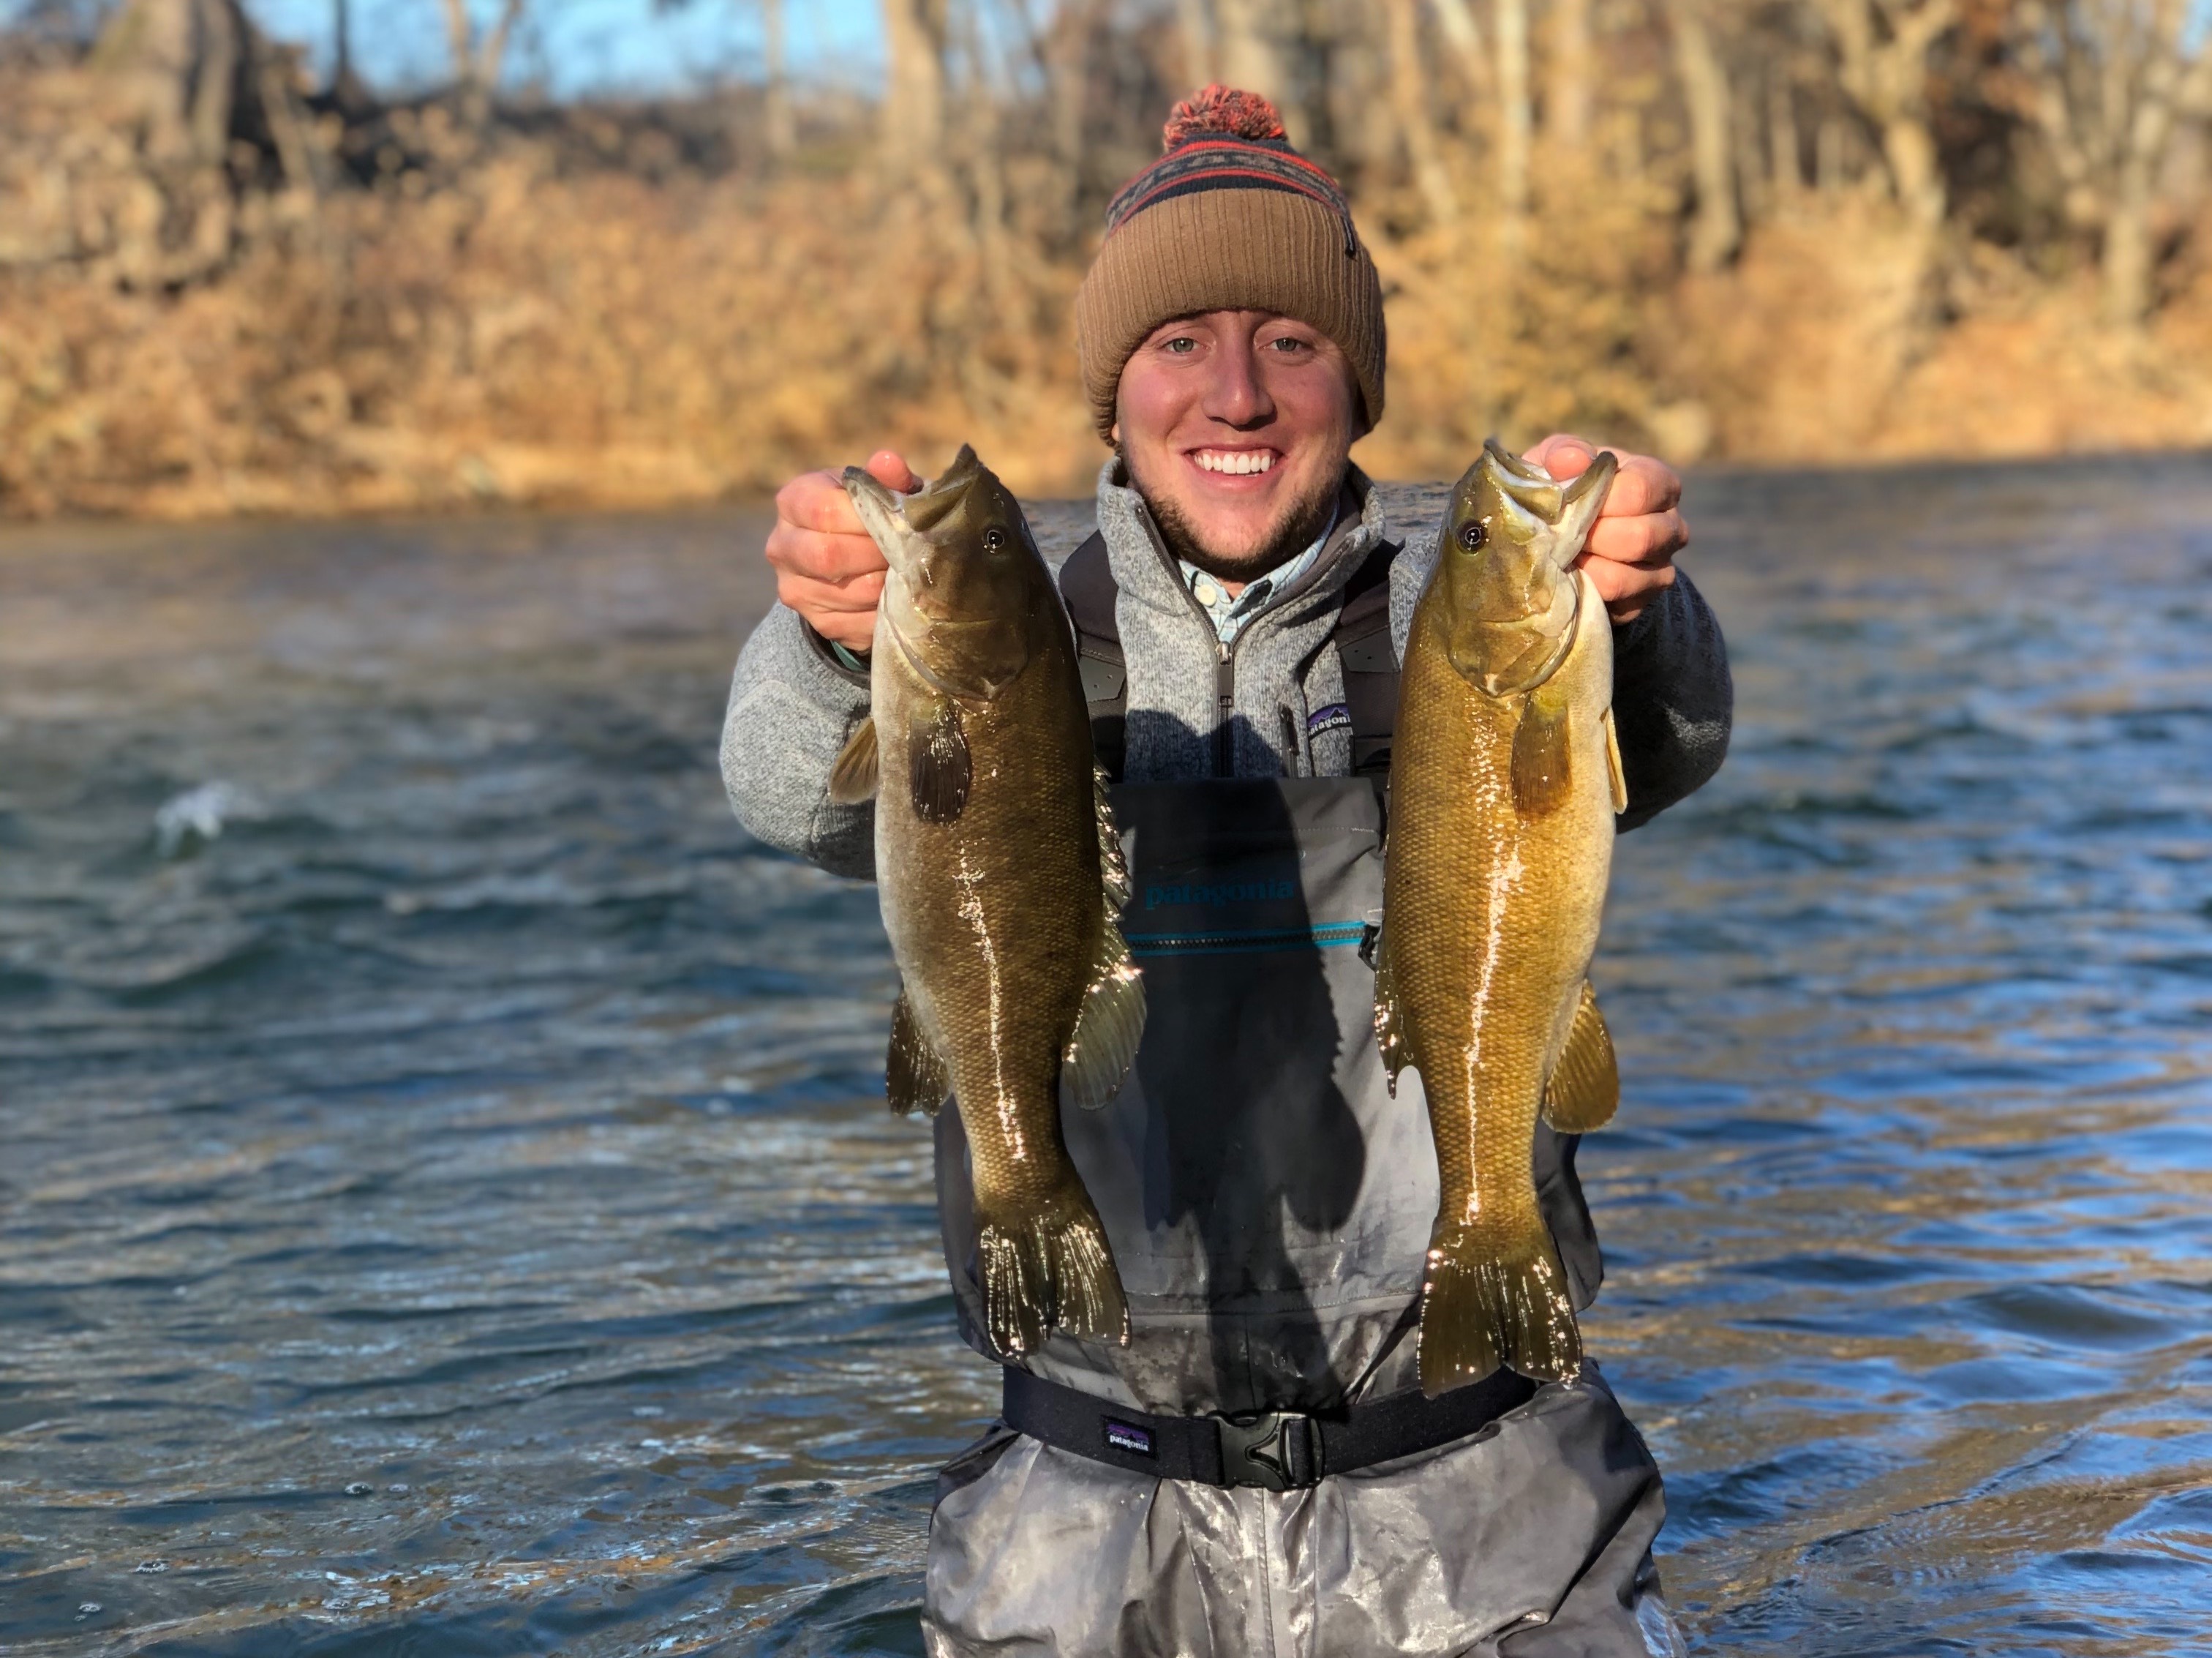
[1374,438,1628,1398]
[828,446,1142,1358]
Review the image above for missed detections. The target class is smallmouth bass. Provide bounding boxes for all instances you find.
[830,447,1142,1357]
[1376,439,1628,1397]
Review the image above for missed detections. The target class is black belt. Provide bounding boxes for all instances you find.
[1001,1364,1538,1492]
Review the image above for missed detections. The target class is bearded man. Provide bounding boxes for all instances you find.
[722,86,1728,1658]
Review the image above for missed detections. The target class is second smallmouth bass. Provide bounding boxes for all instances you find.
[1377,439,1628,1397]
[830,446,1143,1358]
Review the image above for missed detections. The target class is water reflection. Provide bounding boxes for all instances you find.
[1,459,2208,1654]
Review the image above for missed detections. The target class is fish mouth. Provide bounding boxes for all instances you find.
[903,445,985,536]
[1476,437,1617,558]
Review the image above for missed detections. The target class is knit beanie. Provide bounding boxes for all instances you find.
[1075,86,1387,443]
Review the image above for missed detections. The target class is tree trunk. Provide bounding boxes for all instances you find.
[1382,0,1457,222]
[1546,0,1592,150]
[763,0,795,161]
[881,0,949,185]
[1671,0,1739,269]
[1216,0,1299,140]
[1496,0,1532,236]
[1176,0,1216,86]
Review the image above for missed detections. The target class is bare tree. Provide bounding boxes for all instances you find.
[2014,0,2212,326]
[440,0,527,123]
[1546,0,1593,149]
[1382,0,1458,221]
[880,0,949,184]
[1496,0,1532,235]
[762,0,795,161]
[1671,0,1740,267]
[1817,0,1955,231]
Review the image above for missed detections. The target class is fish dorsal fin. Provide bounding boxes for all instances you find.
[1601,705,1628,815]
[887,983,951,1117]
[1543,980,1620,1133]
[1373,926,1410,1094]
[1062,915,1145,1112]
[828,716,880,805]
[1510,680,1573,817]
[909,699,972,824]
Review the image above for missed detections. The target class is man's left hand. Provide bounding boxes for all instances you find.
[1524,434,1687,626]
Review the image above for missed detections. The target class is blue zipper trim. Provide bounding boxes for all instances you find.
[1124,920,1369,958]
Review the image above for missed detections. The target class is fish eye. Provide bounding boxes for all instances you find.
[982,527,1008,552]
[1457,520,1486,551]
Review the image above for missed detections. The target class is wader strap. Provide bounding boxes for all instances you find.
[1001,1364,1538,1492]
[1058,530,1402,783]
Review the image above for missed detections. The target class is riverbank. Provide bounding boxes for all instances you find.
[6,41,2212,520]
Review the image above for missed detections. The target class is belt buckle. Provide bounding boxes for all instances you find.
[1216,1409,1320,1490]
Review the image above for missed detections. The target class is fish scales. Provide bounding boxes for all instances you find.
[834,447,1141,1360]
[1378,440,1627,1398]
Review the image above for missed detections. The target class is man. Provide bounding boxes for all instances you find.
[723,86,1729,1658]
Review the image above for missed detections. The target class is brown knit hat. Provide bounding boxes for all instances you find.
[1075,86,1387,443]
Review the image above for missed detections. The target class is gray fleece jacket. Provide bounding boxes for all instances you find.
[720,460,1731,879]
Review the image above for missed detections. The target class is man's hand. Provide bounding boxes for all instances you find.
[765,450,919,653]
[1524,434,1687,625]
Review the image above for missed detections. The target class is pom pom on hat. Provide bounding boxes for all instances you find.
[1162,84,1287,150]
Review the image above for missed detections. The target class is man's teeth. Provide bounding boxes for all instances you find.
[1195,450,1274,476]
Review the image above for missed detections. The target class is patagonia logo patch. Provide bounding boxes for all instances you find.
[1144,879,1295,909]
[1103,1420,1154,1457]
[1306,702,1352,737]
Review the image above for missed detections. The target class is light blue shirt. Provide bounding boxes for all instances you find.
[1178,505,1339,646]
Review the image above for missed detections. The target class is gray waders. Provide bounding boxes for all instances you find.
[918,542,1685,1658]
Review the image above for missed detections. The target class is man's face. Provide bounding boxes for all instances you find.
[1113,309,1361,585]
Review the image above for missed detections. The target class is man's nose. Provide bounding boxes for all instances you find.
[1200,336,1275,429]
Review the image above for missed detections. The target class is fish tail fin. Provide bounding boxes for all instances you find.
[975,1185,1131,1357]
[1418,1219,1582,1397]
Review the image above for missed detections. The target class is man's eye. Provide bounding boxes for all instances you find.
[1163,337,1197,354]
[1265,337,1310,353]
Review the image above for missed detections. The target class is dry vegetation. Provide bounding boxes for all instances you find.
[1,0,2210,519]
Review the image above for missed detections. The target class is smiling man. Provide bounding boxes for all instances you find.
[722,86,1730,1658]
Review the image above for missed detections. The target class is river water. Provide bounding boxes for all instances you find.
[2,455,2208,1656]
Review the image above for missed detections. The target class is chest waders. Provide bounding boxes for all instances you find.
[921,536,1683,1658]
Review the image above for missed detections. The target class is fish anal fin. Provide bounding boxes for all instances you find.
[1511,686,1573,817]
[1419,1218,1582,1397]
[1543,980,1620,1133]
[1601,705,1628,815]
[887,986,951,1118]
[1373,926,1410,1095]
[909,699,972,824]
[828,716,879,806]
[1063,917,1146,1112]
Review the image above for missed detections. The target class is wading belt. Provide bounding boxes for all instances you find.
[1001,1364,1538,1493]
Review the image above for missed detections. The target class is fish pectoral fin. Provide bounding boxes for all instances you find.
[886,986,952,1117]
[1543,980,1620,1133]
[1372,927,1410,1095]
[1063,918,1146,1112]
[1510,684,1573,817]
[908,698,972,825]
[1601,705,1628,815]
[1419,1219,1583,1396]
[828,716,880,805]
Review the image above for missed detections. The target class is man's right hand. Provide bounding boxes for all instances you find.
[765,450,919,653]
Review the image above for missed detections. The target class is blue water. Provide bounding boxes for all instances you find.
[2,457,2208,1654]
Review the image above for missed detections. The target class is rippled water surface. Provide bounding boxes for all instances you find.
[4,458,2209,1655]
